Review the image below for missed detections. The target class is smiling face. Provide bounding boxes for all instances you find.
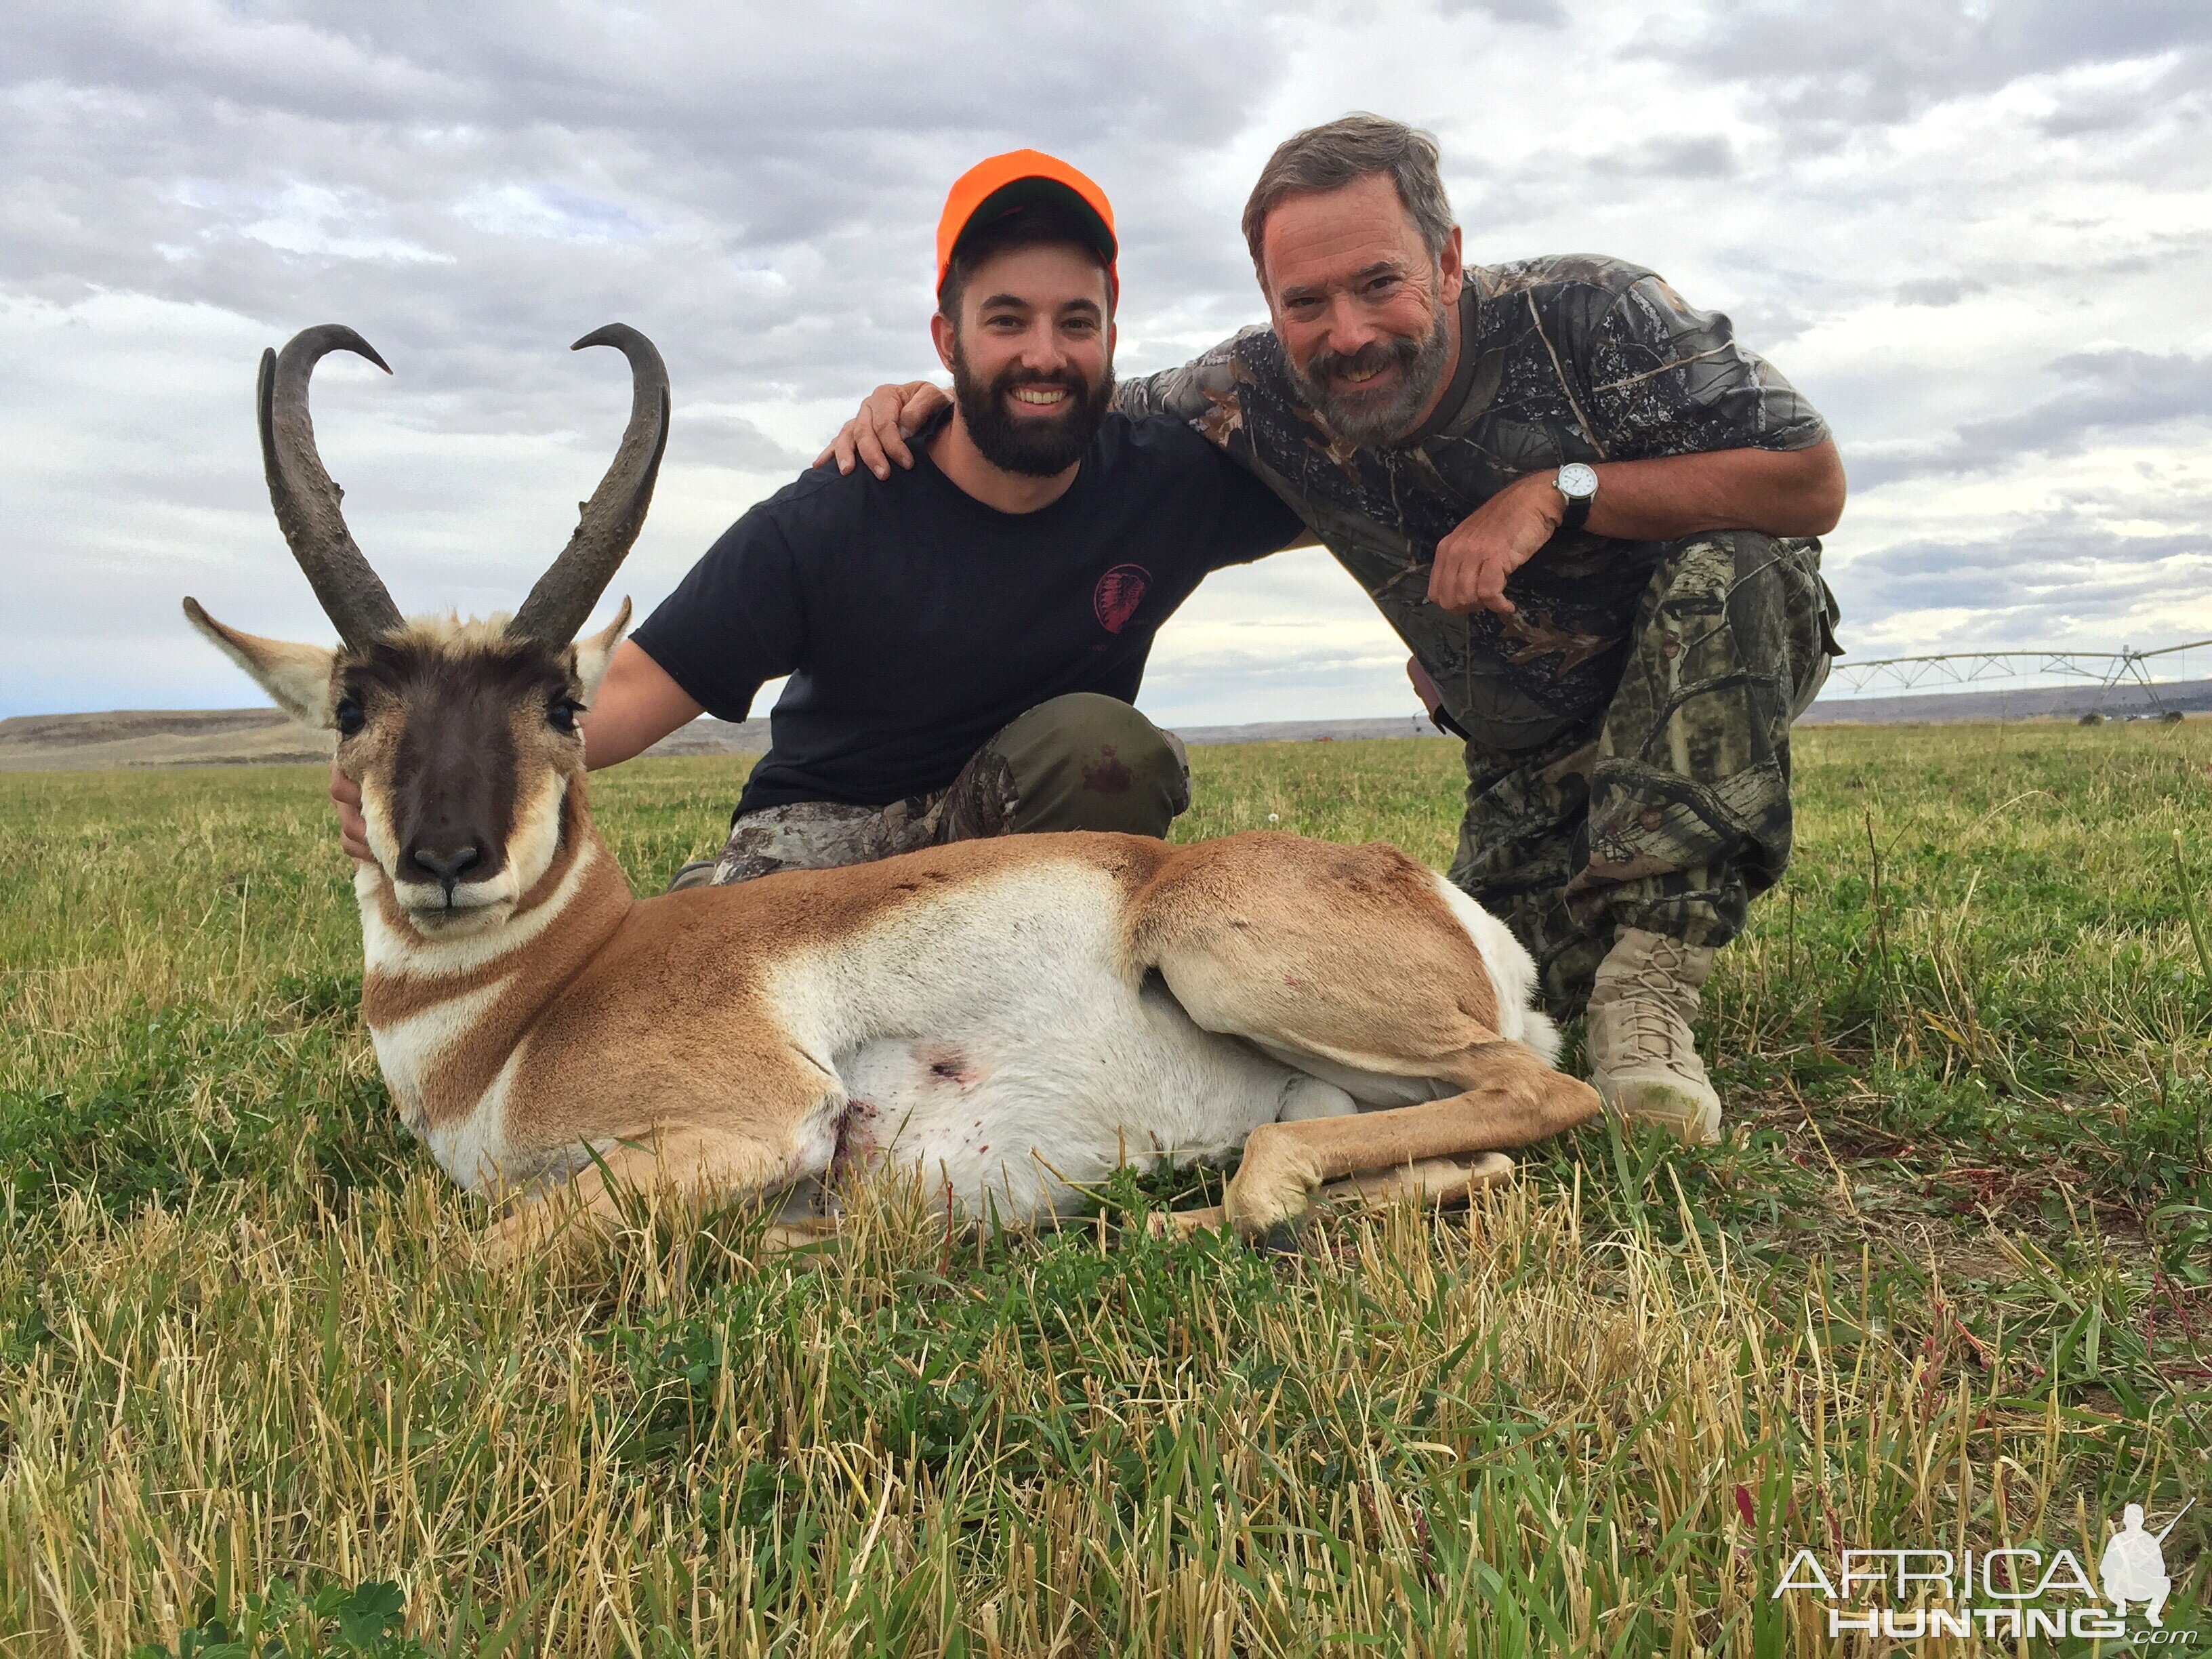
[1258,172,1464,447]
[933,239,1115,477]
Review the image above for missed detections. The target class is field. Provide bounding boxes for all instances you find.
[1,724,2207,1656]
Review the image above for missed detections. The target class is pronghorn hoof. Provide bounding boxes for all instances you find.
[1225,1184,1316,1246]
[1251,1217,1309,1256]
[1149,1205,1229,1240]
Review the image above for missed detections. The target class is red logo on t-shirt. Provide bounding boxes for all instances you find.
[1094,564,1150,634]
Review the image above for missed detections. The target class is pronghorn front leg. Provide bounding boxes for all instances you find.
[476,1125,812,1266]
[1223,1045,1597,1240]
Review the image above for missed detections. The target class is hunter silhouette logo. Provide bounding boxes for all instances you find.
[2103,1500,2190,1628]
[1770,1496,2198,1642]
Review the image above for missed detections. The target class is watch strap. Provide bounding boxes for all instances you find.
[1555,466,1595,533]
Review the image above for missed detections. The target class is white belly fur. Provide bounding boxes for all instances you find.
[763,857,1544,1223]
[830,976,1330,1220]
[760,859,1316,1221]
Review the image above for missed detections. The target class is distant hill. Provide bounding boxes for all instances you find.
[0,708,1454,772]
[4,684,2198,773]
[0,708,337,771]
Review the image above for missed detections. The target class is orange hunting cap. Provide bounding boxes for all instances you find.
[935,150,1119,306]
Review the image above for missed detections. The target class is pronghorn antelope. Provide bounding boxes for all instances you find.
[186,323,1599,1258]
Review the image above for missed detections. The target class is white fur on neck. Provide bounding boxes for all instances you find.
[422,1046,525,1189]
[367,976,510,1136]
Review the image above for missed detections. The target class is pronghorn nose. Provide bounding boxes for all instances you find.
[410,844,482,892]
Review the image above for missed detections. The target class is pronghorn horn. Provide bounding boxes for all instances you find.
[510,325,670,646]
[259,325,404,648]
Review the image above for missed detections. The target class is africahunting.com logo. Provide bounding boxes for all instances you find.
[1771,1499,2196,1642]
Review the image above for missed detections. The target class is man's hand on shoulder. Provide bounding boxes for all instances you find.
[817,381,950,479]
[1429,472,1561,617]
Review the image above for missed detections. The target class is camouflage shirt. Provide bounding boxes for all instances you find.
[1115,255,1831,752]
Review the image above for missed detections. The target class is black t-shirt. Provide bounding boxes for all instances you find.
[630,409,1303,814]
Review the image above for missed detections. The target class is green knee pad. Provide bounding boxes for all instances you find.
[983,693,1189,836]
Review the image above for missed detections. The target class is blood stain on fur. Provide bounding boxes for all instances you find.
[920,1043,980,1088]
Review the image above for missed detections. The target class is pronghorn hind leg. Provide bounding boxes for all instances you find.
[1153,1151,1515,1241]
[1322,1149,1516,1209]
[1221,1047,1596,1238]
[476,1126,809,1267]
[1136,838,1591,1240]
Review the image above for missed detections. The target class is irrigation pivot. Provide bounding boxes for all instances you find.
[1832,638,2212,719]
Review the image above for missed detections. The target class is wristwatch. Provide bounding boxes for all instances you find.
[1554,462,1599,533]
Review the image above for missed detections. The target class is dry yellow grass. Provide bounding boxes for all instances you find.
[1,729,2205,1654]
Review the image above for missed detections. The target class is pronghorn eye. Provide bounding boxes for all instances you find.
[334,699,366,737]
[548,698,584,734]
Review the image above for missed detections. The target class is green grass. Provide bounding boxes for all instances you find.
[1,726,2207,1654]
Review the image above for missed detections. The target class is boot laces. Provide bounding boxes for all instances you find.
[1610,939,1696,1066]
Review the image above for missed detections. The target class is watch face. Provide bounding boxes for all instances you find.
[1557,462,1599,499]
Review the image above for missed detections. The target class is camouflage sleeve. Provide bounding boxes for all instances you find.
[1583,274,1830,462]
[1112,328,1270,430]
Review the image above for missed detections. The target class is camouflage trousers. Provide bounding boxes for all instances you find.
[1446,532,1840,1018]
[671,693,1191,890]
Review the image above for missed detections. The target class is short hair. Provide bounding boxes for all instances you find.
[1241,114,1456,283]
[937,201,1114,321]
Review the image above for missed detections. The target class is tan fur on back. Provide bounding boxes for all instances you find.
[1128,834,1502,1069]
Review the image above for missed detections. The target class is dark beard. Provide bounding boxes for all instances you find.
[1285,302,1454,448]
[950,342,1113,477]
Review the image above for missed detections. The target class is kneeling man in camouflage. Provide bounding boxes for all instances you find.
[833,116,1847,1146]
[334,151,1302,886]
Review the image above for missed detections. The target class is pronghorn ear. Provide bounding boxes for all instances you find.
[182,598,339,729]
[571,596,632,703]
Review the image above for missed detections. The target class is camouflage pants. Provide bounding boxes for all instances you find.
[1446,532,1839,1018]
[679,693,1191,888]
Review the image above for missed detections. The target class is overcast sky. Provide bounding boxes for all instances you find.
[5,0,2209,724]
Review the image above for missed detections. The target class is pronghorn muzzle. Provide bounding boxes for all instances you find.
[393,712,512,904]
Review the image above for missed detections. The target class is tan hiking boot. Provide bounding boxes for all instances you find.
[1586,927,1723,1146]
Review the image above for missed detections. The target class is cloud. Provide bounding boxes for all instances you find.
[1434,0,1568,26]
[1891,276,1986,307]
[1825,514,2212,670]
[1640,0,2212,134]
[1847,349,2212,487]
[2,0,2209,724]
[452,184,657,245]
[1610,135,1738,180]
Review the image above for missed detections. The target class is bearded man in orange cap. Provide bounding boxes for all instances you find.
[331,152,1303,886]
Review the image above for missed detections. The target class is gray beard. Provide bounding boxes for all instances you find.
[1286,304,1454,448]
